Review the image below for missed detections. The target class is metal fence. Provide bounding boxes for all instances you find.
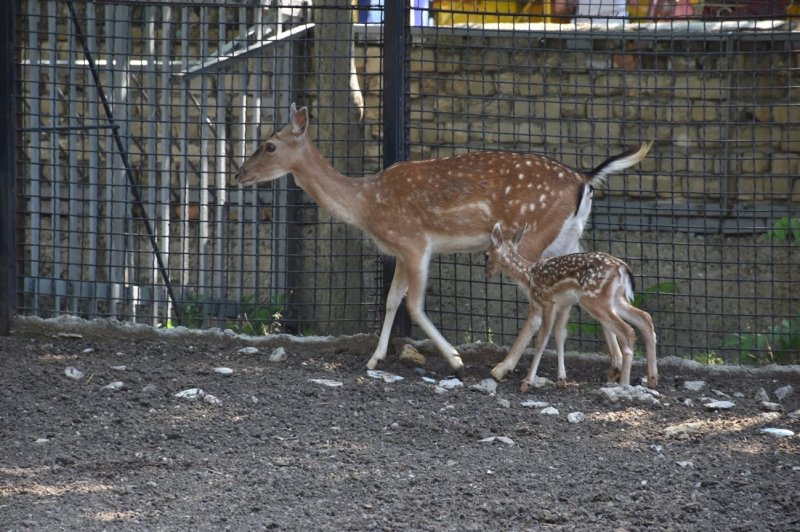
[8,0,800,364]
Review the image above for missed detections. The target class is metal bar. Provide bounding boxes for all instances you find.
[48,1,63,315]
[66,0,182,321]
[20,124,119,133]
[174,23,315,79]
[382,1,411,337]
[86,2,99,318]
[26,0,41,315]
[0,0,16,334]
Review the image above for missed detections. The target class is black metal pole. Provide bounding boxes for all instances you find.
[0,0,17,335]
[382,2,411,338]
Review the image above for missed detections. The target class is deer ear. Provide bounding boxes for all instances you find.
[510,224,526,248]
[291,104,308,135]
[491,222,504,247]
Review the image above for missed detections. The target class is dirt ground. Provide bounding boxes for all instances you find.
[1,317,799,531]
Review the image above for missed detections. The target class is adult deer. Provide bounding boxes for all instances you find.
[235,104,651,378]
[486,223,658,391]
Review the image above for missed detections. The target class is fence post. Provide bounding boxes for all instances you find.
[0,0,17,335]
[382,3,411,339]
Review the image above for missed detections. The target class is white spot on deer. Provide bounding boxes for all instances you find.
[504,185,512,195]
[529,202,536,212]
[558,172,565,178]
[525,160,533,166]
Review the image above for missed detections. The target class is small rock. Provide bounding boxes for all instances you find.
[111,365,127,371]
[438,378,463,390]
[268,347,287,362]
[213,367,234,376]
[421,376,437,384]
[599,385,661,406]
[237,346,260,355]
[788,409,800,420]
[530,376,554,388]
[398,344,426,367]
[82,347,95,354]
[103,381,124,391]
[367,369,404,383]
[733,392,745,398]
[567,412,586,424]
[64,367,84,380]
[683,380,707,392]
[497,398,511,408]
[540,406,560,416]
[650,444,663,453]
[479,436,515,446]
[681,398,695,407]
[35,438,49,444]
[469,378,497,396]
[774,385,794,402]
[754,388,770,402]
[711,389,730,398]
[521,400,550,409]
[175,388,205,400]
[203,394,222,405]
[759,428,795,438]
[309,378,343,388]
[676,461,694,468]
[56,332,82,339]
[760,401,783,412]
[703,400,735,410]
[665,421,703,438]
[141,383,157,394]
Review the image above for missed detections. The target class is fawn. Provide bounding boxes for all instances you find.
[486,222,658,391]
[236,104,651,377]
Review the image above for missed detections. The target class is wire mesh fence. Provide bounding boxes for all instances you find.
[11,0,800,364]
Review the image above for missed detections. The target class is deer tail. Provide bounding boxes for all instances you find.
[587,141,653,186]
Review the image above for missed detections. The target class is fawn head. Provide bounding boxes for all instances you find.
[235,103,309,185]
[485,222,526,278]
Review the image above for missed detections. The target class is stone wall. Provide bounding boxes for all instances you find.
[347,25,799,359]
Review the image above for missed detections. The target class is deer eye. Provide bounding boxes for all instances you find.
[265,142,276,153]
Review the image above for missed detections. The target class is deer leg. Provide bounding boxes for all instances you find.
[491,305,542,381]
[553,305,572,388]
[367,265,408,370]
[583,303,636,386]
[601,325,623,384]
[617,303,659,388]
[521,305,557,393]
[404,257,464,378]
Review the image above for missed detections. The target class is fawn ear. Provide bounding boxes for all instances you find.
[510,223,527,249]
[290,103,308,136]
[491,222,504,247]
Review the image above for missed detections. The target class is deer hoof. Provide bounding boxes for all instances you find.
[520,381,530,394]
[490,366,507,381]
[647,375,659,388]
[607,367,621,384]
[556,378,567,389]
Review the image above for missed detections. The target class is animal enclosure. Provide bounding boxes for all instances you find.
[6,1,800,363]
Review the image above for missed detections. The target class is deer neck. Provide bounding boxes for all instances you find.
[502,249,537,289]
[289,140,367,228]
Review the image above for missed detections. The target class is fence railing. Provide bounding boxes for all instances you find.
[9,1,800,364]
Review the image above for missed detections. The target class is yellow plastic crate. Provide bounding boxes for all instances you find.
[432,0,520,25]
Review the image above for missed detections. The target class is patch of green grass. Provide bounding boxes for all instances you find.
[765,216,800,243]
[227,293,289,336]
[724,318,800,365]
